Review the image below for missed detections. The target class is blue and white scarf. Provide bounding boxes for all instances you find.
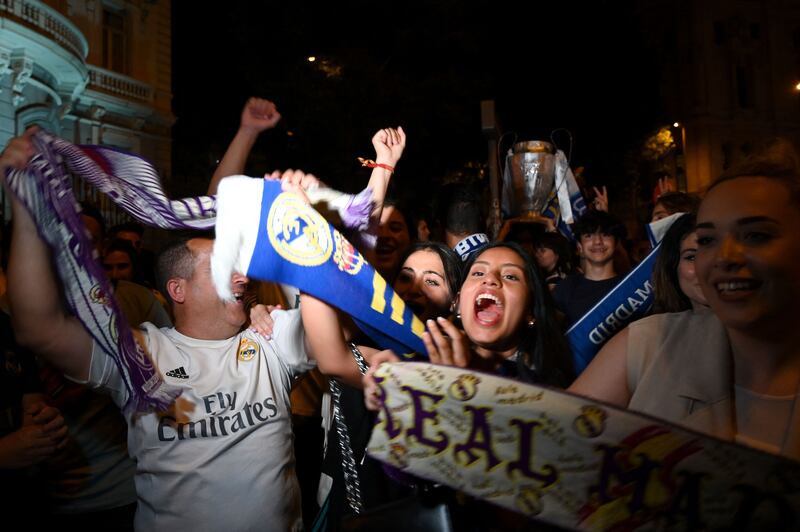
[211,177,427,357]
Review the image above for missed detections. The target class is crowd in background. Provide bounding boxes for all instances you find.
[1,97,799,531]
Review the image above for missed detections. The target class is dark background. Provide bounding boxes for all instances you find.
[172,1,664,207]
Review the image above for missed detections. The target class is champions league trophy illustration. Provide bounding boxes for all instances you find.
[497,140,556,242]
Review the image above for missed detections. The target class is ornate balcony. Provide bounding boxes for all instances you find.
[0,0,88,60]
[88,65,153,104]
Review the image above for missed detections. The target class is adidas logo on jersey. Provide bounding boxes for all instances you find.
[166,366,189,379]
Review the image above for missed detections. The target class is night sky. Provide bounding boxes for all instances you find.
[171,1,664,207]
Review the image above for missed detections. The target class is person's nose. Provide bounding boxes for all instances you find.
[715,235,745,270]
[409,279,427,301]
[232,272,249,285]
[481,272,500,287]
[377,223,392,239]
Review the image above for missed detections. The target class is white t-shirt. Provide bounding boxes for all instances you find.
[88,309,313,532]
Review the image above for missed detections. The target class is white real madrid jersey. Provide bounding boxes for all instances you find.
[88,309,313,532]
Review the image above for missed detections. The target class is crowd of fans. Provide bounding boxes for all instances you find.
[1,97,798,531]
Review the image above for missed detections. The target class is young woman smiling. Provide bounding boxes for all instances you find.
[570,140,800,459]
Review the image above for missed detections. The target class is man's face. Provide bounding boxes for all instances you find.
[182,239,249,338]
[103,250,134,283]
[369,206,411,278]
[577,230,616,266]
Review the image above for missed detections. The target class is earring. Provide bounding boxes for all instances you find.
[456,311,462,320]
[528,318,536,328]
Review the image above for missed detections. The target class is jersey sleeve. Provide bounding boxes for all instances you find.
[81,338,134,409]
[270,308,315,378]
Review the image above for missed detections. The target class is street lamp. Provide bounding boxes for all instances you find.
[672,121,687,191]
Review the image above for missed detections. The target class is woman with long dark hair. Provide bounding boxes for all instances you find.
[294,240,461,530]
[534,231,574,290]
[651,212,708,313]
[421,241,574,387]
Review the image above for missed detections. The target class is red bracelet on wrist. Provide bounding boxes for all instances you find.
[358,157,394,172]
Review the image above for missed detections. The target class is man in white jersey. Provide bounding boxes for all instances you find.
[1,135,323,531]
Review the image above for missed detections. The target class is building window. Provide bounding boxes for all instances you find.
[102,9,127,73]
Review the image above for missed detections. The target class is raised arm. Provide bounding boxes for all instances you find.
[2,134,93,380]
[365,127,406,220]
[207,97,282,195]
[299,293,377,388]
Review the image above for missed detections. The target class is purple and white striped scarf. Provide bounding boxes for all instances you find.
[4,131,209,411]
[5,130,376,412]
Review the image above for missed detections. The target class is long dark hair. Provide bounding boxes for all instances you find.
[394,241,461,300]
[652,213,696,313]
[461,242,574,387]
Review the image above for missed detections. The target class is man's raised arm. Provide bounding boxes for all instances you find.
[1,133,92,380]
[207,97,282,195]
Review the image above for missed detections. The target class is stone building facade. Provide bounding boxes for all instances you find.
[0,0,172,223]
[638,0,800,191]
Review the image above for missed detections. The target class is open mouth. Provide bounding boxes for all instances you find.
[375,239,397,257]
[715,279,761,295]
[231,289,246,304]
[474,293,503,326]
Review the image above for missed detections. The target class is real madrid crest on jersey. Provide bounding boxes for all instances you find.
[267,192,333,266]
[332,231,364,275]
[238,338,259,362]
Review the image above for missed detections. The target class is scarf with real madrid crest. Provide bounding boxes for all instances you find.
[212,177,427,358]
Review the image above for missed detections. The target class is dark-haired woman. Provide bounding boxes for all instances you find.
[295,241,462,530]
[406,241,574,530]
[421,241,574,388]
[534,231,574,291]
[651,213,708,313]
